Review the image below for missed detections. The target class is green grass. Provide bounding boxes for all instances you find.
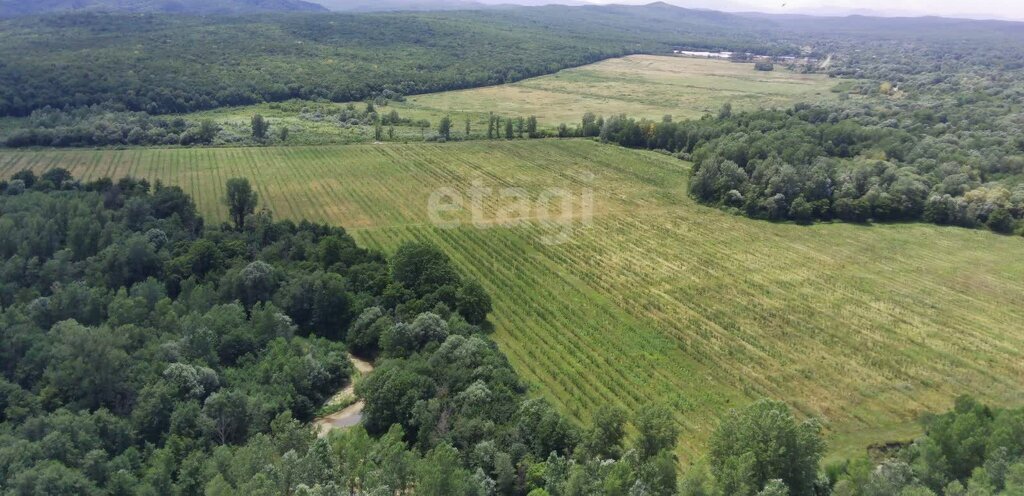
[4,140,1024,461]
[185,55,844,146]
[399,55,842,125]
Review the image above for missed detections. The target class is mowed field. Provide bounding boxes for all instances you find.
[3,141,1024,459]
[399,55,839,124]
[183,55,841,145]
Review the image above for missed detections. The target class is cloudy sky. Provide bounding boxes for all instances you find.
[756,0,1023,18]
[587,0,1024,20]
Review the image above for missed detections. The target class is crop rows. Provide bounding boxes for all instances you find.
[3,140,1024,458]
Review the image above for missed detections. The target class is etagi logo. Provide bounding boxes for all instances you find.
[427,173,595,245]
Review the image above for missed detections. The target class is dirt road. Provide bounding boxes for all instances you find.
[313,355,373,437]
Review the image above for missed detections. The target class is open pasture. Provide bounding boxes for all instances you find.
[399,54,839,125]
[3,140,1024,459]
[183,55,841,145]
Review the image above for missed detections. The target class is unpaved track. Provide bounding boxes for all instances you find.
[314,355,374,437]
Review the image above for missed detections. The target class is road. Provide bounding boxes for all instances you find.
[313,355,374,437]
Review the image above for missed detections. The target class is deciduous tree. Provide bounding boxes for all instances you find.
[224,178,258,230]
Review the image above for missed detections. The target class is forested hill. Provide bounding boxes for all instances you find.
[0,0,326,17]
[2,3,1022,117]
[0,4,777,116]
[761,13,1024,40]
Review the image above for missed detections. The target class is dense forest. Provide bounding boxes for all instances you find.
[592,28,1024,234]
[4,172,1020,495]
[3,3,1023,120]
[0,4,780,117]
[4,3,1024,151]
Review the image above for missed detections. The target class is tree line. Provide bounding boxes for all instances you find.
[2,105,223,148]
[594,101,1024,234]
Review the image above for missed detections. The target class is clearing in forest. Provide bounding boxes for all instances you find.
[398,54,839,125]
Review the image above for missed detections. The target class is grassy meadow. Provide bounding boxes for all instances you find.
[184,55,842,145]
[3,140,1024,459]
[400,55,839,124]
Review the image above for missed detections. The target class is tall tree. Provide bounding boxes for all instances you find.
[635,404,679,460]
[581,112,599,137]
[203,389,252,445]
[390,242,459,296]
[251,114,269,141]
[526,115,538,137]
[580,405,627,460]
[438,116,452,140]
[718,102,733,120]
[224,178,258,230]
[198,120,219,143]
[456,279,492,325]
[708,399,825,496]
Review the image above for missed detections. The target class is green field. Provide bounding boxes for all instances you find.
[3,140,1024,459]
[185,55,842,145]
[399,55,839,124]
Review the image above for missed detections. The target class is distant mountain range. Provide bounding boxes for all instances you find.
[0,0,1020,23]
[283,0,593,11]
[0,0,593,16]
[0,0,326,17]
[317,0,1023,21]
[312,0,477,12]
[585,0,1024,22]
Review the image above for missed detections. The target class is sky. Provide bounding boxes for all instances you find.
[586,0,1024,21]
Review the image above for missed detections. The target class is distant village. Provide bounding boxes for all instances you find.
[673,49,819,66]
